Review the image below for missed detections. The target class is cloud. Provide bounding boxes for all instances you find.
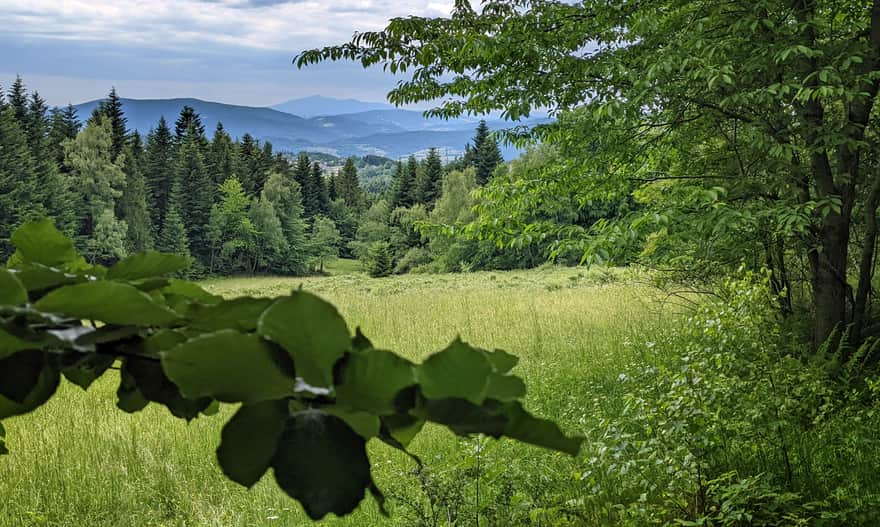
[1,1,456,51]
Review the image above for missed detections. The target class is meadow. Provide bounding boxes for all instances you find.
[0,264,668,527]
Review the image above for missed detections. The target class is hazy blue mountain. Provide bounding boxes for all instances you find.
[73,97,547,160]
[271,95,394,117]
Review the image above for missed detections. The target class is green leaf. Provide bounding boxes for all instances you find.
[325,406,381,439]
[380,413,425,448]
[0,350,45,403]
[217,399,289,488]
[417,339,492,404]
[501,402,582,456]
[485,372,527,401]
[258,292,351,388]
[116,366,149,413]
[272,410,374,520]
[486,348,518,373]
[161,330,295,403]
[187,297,273,332]
[0,269,27,305]
[10,219,79,267]
[335,349,415,415]
[424,398,508,437]
[35,282,181,326]
[0,352,60,419]
[12,263,86,292]
[108,251,190,281]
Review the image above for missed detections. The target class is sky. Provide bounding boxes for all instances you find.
[0,0,456,107]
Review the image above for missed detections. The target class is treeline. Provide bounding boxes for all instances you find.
[2,77,553,276]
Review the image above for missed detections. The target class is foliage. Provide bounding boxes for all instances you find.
[0,220,581,521]
[307,215,341,273]
[364,241,394,278]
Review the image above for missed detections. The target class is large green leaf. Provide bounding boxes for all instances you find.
[272,410,374,520]
[187,297,273,332]
[380,413,425,448]
[107,251,190,281]
[501,402,582,456]
[417,339,492,404]
[424,398,508,437]
[161,330,295,403]
[485,372,527,401]
[116,366,149,413]
[486,348,519,374]
[0,269,27,305]
[0,350,45,403]
[0,353,60,420]
[335,349,415,415]
[258,292,351,388]
[10,219,79,267]
[121,357,210,419]
[325,406,381,440]
[217,399,289,488]
[35,282,181,326]
[61,353,116,390]
[12,263,86,292]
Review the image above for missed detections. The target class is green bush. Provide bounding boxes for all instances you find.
[364,241,394,277]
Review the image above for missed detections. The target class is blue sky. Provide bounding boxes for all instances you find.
[0,0,455,107]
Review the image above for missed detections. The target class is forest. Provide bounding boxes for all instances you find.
[2,0,880,526]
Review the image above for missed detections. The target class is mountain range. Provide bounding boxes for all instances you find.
[72,96,548,160]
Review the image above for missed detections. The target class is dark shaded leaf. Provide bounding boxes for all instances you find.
[485,372,527,401]
[161,330,295,403]
[424,398,507,437]
[325,406,381,439]
[217,399,289,488]
[272,410,373,520]
[0,354,59,419]
[0,350,44,403]
[35,282,181,326]
[501,402,582,456]
[107,251,190,280]
[122,356,211,419]
[351,327,373,352]
[486,348,518,373]
[116,366,149,413]
[258,292,351,388]
[61,353,116,389]
[0,329,38,360]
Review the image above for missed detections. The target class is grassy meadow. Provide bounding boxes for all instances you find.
[0,264,669,527]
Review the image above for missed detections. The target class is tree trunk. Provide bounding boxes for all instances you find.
[810,212,851,349]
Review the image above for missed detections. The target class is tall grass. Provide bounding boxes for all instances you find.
[0,267,665,527]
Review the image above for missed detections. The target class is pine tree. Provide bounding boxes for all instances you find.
[174,105,205,140]
[415,148,443,205]
[176,130,212,262]
[145,117,174,231]
[463,120,490,167]
[365,241,393,278]
[0,108,40,258]
[103,87,128,161]
[28,93,74,234]
[118,132,154,252]
[208,122,234,186]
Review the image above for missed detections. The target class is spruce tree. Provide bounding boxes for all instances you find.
[415,148,443,205]
[338,157,363,210]
[390,156,418,208]
[145,117,174,231]
[463,120,490,167]
[208,122,234,186]
[118,132,154,252]
[310,162,329,216]
[7,76,28,124]
[157,176,191,261]
[176,129,212,262]
[174,105,205,140]
[28,93,74,234]
[235,133,263,195]
[0,108,40,258]
[103,87,128,161]
[476,134,503,185]
[293,153,312,205]
[49,104,81,169]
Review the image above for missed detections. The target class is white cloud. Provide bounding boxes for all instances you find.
[2,0,456,51]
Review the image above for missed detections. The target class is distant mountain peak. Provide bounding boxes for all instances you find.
[271,96,394,118]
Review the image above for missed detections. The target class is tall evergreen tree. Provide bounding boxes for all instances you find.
[235,133,263,195]
[476,134,503,185]
[390,157,418,208]
[174,105,205,140]
[0,108,40,258]
[145,117,174,231]
[49,104,81,169]
[176,130,212,262]
[309,162,330,216]
[157,176,191,263]
[118,132,154,252]
[293,152,312,194]
[463,120,490,167]
[415,148,443,205]
[7,76,28,124]
[27,92,74,234]
[337,157,363,210]
[208,122,235,186]
[103,87,128,161]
